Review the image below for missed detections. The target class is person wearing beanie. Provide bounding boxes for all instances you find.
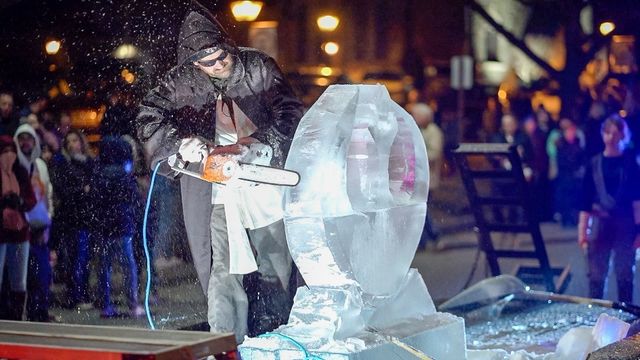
[136,1,303,342]
[0,134,36,321]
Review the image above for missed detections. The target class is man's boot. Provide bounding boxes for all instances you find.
[9,291,26,321]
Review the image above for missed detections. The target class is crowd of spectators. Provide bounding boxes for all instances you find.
[2,81,640,322]
[0,89,162,321]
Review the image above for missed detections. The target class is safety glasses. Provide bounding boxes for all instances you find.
[197,50,229,67]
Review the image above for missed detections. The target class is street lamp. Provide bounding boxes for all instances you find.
[45,39,61,55]
[317,15,340,32]
[599,21,615,36]
[113,43,139,60]
[230,1,263,22]
[322,41,339,56]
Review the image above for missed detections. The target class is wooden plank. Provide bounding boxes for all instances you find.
[0,320,236,359]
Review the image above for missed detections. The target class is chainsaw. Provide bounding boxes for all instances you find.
[167,143,300,187]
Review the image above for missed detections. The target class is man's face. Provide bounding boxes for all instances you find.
[193,49,234,79]
[65,133,82,155]
[0,94,14,118]
[17,133,35,156]
[502,115,518,136]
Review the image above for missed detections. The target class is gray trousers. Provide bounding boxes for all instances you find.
[207,204,291,343]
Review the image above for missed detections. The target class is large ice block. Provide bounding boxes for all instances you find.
[239,85,465,358]
[283,85,429,296]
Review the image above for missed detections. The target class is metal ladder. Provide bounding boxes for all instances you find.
[453,143,571,293]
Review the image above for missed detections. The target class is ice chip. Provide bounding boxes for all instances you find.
[554,326,594,360]
[591,313,630,349]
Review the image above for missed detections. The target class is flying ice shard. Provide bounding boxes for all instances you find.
[240,84,466,359]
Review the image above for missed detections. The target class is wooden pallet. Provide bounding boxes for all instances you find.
[0,320,236,360]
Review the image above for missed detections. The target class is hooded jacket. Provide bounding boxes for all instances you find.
[13,124,53,218]
[136,4,303,293]
[137,4,303,171]
[0,135,36,243]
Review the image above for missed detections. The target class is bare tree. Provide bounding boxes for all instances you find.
[469,0,610,117]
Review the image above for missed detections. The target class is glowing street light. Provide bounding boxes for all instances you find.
[45,40,61,55]
[599,21,615,36]
[113,43,139,59]
[231,1,263,22]
[320,66,333,76]
[317,15,340,32]
[322,42,340,56]
[121,69,136,84]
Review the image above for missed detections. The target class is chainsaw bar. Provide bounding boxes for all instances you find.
[168,154,299,187]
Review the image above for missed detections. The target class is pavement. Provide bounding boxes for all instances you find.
[47,173,637,331]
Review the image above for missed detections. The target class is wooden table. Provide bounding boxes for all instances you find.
[0,320,237,360]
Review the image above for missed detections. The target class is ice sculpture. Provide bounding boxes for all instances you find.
[239,85,466,359]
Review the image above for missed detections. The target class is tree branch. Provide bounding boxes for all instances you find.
[468,0,562,79]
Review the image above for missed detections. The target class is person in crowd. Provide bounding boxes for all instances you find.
[0,91,20,137]
[404,88,422,114]
[492,114,534,175]
[0,135,36,320]
[91,136,144,318]
[18,95,48,124]
[523,115,552,221]
[48,129,96,309]
[136,2,303,342]
[439,105,460,177]
[480,96,502,143]
[13,124,54,322]
[100,89,155,296]
[577,115,640,303]
[490,114,533,224]
[582,101,607,159]
[555,119,585,227]
[534,105,554,136]
[547,117,585,183]
[411,103,443,250]
[100,90,138,138]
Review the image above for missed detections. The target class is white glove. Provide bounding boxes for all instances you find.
[242,143,272,166]
[178,137,209,162]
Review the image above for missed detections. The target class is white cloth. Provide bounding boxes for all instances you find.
[212,97,284,274]
[178,137,208,162]
[208,205,248,343]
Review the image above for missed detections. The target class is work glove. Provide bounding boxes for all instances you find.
[178,137,209,163]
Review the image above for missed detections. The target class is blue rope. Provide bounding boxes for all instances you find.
[258,332,323,359]
[142,161,162,330]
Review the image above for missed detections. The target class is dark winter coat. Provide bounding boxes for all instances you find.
[136,12,303,172]
[0,161,36,243]
[135,5,303,293]
[491,130,534,167]
[49,152,96,232]
[90,136,140,239]
[0,113,20,137]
